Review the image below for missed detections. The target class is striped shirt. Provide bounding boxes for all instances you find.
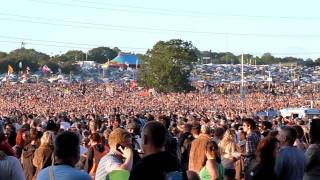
[95,150,123,180]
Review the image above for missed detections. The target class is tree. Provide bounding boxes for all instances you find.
[0,48,49,73]
[314,58,320,66]
[64,50,85,62]
[303,58,315,67]
[0,51,7,59]
[88,47,118,64]
[260,53,275,64]
[138,39,198,92]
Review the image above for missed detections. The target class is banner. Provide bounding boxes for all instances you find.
[7,65,14,75]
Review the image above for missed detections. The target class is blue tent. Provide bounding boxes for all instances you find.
[111,53,139,66]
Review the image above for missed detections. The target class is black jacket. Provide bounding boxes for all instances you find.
[129,151,181,180]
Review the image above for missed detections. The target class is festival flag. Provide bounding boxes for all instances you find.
[42,65,51,74]
[7,65,14,75]
[130,80,137,90]
[26,66,30,75]
[102,60,110,69]
[64,88,70,94]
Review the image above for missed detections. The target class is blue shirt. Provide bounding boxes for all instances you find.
[37,164,92,180]
[275,146,306,180]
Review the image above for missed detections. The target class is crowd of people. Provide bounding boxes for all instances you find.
[0,82,320,180]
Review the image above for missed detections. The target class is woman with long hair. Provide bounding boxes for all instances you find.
[219,129,238,180]
[14,128,28,159]
[292,125,308,152]
[189,125,211,173]
[32,131,55,179]
[199,140,224,180]
[21,128,39,180]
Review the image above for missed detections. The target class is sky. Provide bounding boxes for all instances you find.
[0,0,320,59]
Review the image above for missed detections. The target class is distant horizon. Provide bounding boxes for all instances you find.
[1,46,318,61]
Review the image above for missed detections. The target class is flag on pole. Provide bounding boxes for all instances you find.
[42,65,51,74]
[26,66,30,75]
[7,65,14,75]
[135,59,139,69]
[102,60,110,69]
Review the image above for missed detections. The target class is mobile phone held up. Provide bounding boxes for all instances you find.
[116,144,125,154]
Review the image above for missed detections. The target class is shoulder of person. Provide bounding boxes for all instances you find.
[74,169,92,179]
[307,143,320,150]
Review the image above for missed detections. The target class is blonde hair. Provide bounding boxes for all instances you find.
[219,129,237,155]
[108,128,131,148]
[40,131,55,146]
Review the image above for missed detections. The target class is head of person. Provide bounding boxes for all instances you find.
[256,137,279,164]
[292,125,305,141]
[243,118,256,133]
[90,132,101,145]
[277,126,297,146]
[157,115,171,129]
[4,123,15,135]
[205,140,221,163]
[30,128,41,145]
[40,131,55,147]
[169,124,180,137]
[220,129,236,152]
[16,128,29,147]
[141,121,167,155]
[112,118,121,129]
[200,125,211,135]
[184,123,192,133]
[214,127,225,140]
[259,121,271,131]
[108,128,132,151]
[89,120,98,133]
[239,130,246,141]
[309,118,320,144]
[191,121,201,137]
[103,128,112,140]
[127,122,140,135]
[54,131,80,166]
[177,121,185,133]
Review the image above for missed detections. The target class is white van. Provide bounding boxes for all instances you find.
[279,108,320,119]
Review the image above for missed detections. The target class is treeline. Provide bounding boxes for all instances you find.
[0,47,120,74]
[1,46,320,74]
[200,51,320,66]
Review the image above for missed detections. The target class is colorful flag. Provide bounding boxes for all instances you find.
[7,65,14,75]
[64,88,70,94]
[130,80,137,90]
[42,65,51,74]
[102,60,110,69]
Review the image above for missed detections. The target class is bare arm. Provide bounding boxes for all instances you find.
[206,159,218,180]
[119,147,133,171]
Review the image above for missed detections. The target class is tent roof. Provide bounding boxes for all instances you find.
[111,53,139,65]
